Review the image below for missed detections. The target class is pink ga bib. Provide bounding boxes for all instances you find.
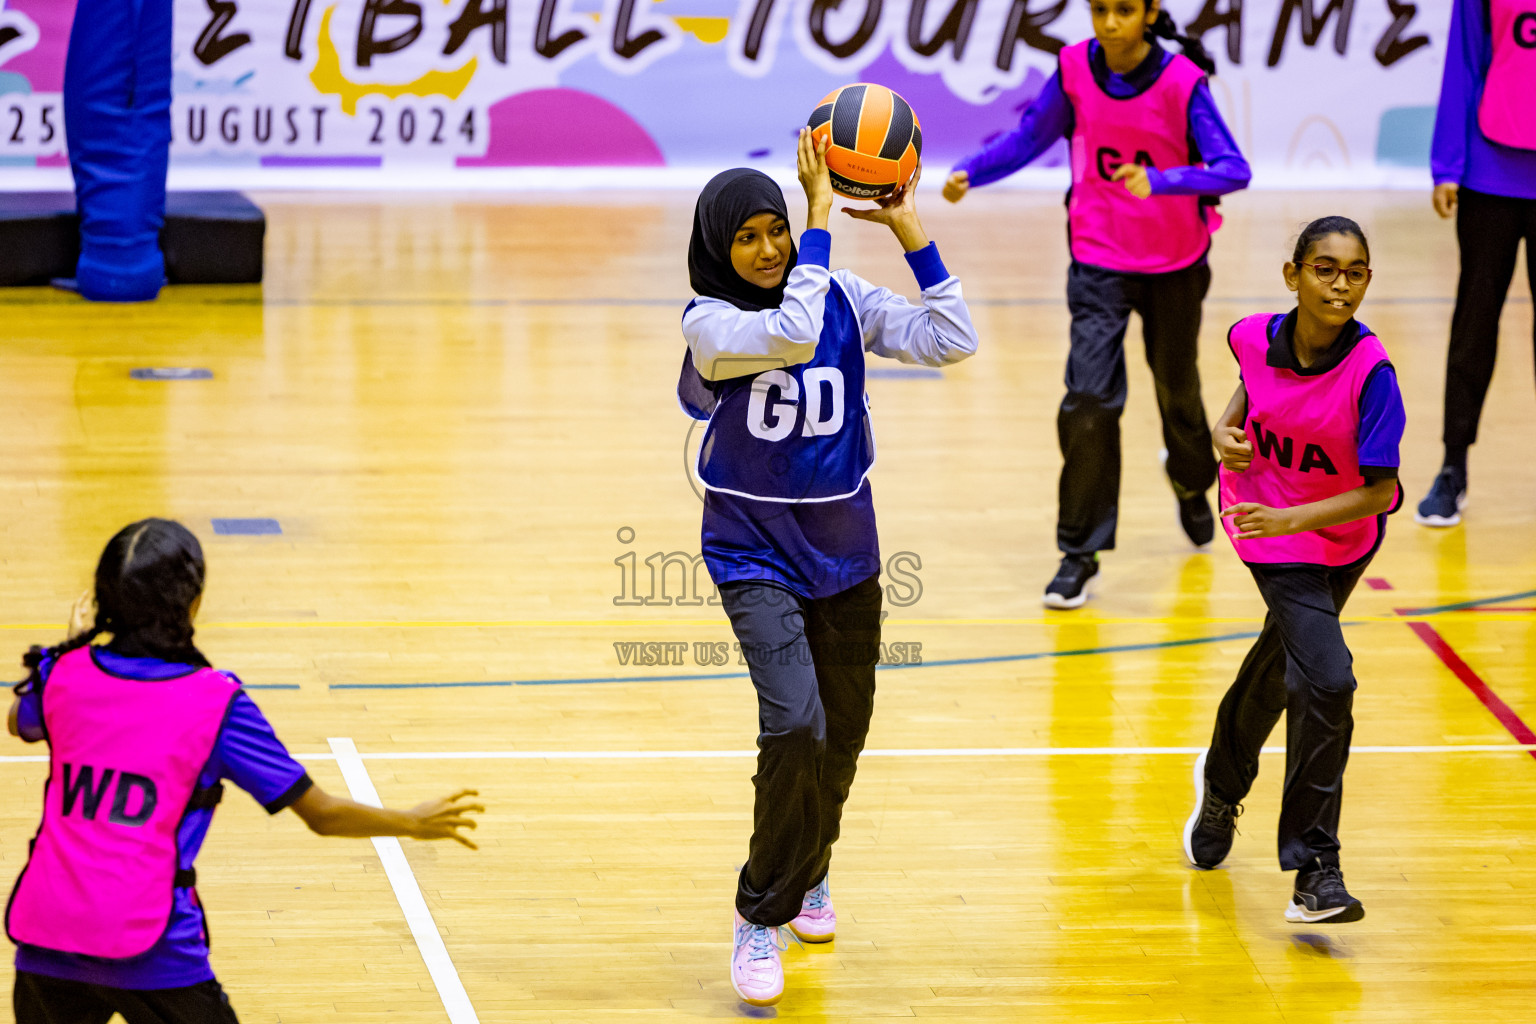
[1059,41,1212,274]
[1219,313,1391,567]
[6,647,238,959]
[1479,0,1536,151]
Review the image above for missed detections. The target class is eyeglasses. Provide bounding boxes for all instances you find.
[1299,262,1372,286]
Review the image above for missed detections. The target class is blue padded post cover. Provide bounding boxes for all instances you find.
[64,0,172,302]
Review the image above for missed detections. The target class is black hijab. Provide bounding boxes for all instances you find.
[688,168,799,312]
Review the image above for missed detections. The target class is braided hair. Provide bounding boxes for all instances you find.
[16,518,211,694]
[1147,9,1217,75]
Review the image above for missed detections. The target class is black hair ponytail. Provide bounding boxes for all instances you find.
[14,518,211,695]
[1147,9,1217,75]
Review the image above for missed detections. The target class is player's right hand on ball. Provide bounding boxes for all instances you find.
[408,790,485,848]
[1214,426,1252,472]
[798,128,833,220]
[942,170,969,203]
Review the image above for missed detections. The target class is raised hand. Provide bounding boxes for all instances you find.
[797,128,832,230]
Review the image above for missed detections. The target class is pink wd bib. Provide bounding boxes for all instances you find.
[1479,0,1536,151]
[1219,313,1391,567]
[1058,41,1212,274]
[6,647,238,959]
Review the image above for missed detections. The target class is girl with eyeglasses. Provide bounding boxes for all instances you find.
[1182,217,1405,924]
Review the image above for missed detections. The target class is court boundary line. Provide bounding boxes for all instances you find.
[328,738,480,1024]
[1401,623,1536,760]
[4,743,1534,765]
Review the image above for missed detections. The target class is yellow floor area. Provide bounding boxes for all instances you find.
[0,190,1532,1021]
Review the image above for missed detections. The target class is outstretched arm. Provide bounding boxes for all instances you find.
[290,786,485,849]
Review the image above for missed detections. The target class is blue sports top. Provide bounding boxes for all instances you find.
[954,41,1251,198]
[681,230,978,598]
[12,648,311,990]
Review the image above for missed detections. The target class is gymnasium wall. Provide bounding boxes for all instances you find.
[0,0,1447,188]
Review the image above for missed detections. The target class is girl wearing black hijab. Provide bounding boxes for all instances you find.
[679,130,979,1006]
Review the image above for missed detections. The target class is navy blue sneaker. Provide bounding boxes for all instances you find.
[1415,467,1466,527]
[1043,554,1098,610]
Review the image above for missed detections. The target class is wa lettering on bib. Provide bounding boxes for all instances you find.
[1218,313,1391,567]
[6,648,238,959]
[681,280,875,503]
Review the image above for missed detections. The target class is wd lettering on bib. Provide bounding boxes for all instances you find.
[7,648,241,960]
[685,280,874,503]
[1250,421,1339,475]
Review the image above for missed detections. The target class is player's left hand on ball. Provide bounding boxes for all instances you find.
[1110,163,1152,199]
[1220,502,1295,539]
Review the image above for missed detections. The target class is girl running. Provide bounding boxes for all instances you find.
[944,0,1250,608]
[1183,218,1405,923]
[679,131,978,1006]
[6,518,483,1023]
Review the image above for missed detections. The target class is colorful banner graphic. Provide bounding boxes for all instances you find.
[0,0,1447,179]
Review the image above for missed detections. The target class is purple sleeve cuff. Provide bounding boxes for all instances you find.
[798,229,831,269]
[904,242,949,290]
[16,691,43,743]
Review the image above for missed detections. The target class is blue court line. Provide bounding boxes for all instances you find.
[3,296,1525,309]
[325,630,1264,690]
[246,684,301,690]
[1397,588,1536,616]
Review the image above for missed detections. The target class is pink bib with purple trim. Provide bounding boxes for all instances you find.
[1219,313,1390,567]
[1479,0,1536,151]
[6,648,238,959]
[1059,41,1212,274]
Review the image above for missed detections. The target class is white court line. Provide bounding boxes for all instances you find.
[0,744,1533,766]
[328,738,479,1024]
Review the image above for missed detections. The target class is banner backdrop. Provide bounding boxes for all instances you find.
[0,0,1448,182]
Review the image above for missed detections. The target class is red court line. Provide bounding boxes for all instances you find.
[1405,621,1536,758]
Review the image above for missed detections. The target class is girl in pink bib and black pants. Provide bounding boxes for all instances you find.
[6,519,484,1023]
[1183,218,1405,924]
[945,0,1250,608]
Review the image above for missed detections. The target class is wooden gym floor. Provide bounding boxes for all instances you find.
[0,189,1532,1022]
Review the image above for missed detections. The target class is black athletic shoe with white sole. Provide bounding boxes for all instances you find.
[1182,750,1242,869]
[1043,554,1099,609]
[1415,466,1466,527]
[1286,861,1365,923]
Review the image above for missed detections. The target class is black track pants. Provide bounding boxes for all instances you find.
[1203,557,1371,871]
[1058,260,1218,554]
[14,972,240,1024]
[720,576,882,926]
[1441,188,1536,457]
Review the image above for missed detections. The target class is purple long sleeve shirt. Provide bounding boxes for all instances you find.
[954,42,1251,197]
[1431,0,1536,200]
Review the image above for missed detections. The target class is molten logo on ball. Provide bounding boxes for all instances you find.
[807,83,922,200]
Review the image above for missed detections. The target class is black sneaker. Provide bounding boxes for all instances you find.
[1042,554,1098,610]
[1415,466,1466,527]
[1177,492,1215,547]
[1182,750,1241,869]
[1286,860,1365,923]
